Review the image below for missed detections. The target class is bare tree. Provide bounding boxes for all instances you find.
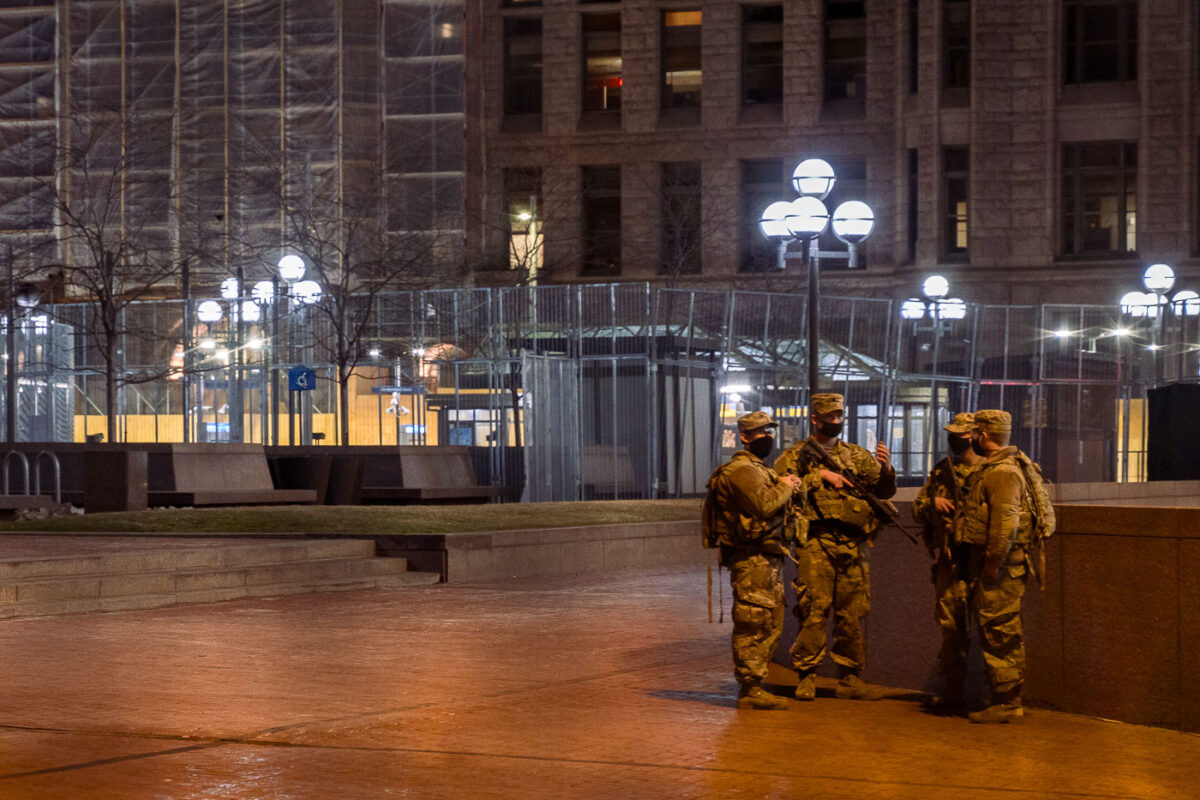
[11,108,203,443]
[255,163,460,446]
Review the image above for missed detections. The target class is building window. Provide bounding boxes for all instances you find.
[1062,142,1137,256]
[824,1,866,104]
[503,17,542,116]
[583,13,621,114]
[581,166,621,276]
[742,5,783,106]
[662,10,702,110]
[739,159,784,273]
[907,148,919,261]
[908,0,919,94]
[660,162,702,275]
[943,0,970,90]
[1064,0,1138,85]
[505,168,542,274]
[818,158,867,269]
[943,147,969,257]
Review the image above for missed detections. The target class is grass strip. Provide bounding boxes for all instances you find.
[0,499,701,535]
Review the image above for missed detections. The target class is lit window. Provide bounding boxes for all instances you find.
[1062,142,1138,255]
[662,10,702,110]
[583,13,622,113]
[944,147,968,257]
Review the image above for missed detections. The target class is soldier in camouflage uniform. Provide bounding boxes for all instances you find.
[958,409,1055,724]
[774,393,896,701]
[708,410,809,710]
[911,412,981,710]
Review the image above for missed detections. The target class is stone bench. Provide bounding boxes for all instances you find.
[360,446,504,504]
[146,444,317,507]
[580,445,641,499]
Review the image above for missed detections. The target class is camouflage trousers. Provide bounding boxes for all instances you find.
[933,556,970,685]
[790,535,869,674]
[726,549,785,687]
[969,559,1028,693]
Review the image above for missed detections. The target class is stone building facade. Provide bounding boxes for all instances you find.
[465,0,1199,307]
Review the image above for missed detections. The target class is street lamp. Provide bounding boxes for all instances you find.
[899,274,967,322]
[273,256,324,445]
[196,300,223,324]
[898,275,969,472]
[191,300,224,442]
[830,201,875,268]
[251,280,274,305]
[292,279,323,306]
[1122,263,1199,384]
[277,254,306,284]
[759,158,875,398]
[274,256,303,445]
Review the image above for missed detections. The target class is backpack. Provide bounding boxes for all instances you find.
[700,463,730,549]
[1015,452,1056,541]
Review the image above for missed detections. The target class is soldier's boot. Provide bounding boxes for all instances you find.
[834,671,881,701]
[969,687,1024,724]
[793,673,816,701]
[737,684,789,711]
[922,680,966,711]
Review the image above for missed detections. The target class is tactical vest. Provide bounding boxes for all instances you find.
[796,443,883,537]
[957,450,1049,547]
[702,457,800,555]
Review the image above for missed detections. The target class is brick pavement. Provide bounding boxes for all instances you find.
[0,563,1195,799]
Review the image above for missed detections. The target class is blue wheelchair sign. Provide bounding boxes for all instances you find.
[288,367,317,392]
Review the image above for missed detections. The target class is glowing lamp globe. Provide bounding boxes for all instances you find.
[792,159,836,199]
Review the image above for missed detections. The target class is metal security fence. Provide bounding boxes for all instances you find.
[4,283,1183,498]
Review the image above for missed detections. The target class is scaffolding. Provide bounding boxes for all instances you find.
[0,0,464,282]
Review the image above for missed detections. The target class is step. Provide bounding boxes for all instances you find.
[0,538,377,581]
[2,554,407,602]
[0,539,441,619]
[0,568,441,619]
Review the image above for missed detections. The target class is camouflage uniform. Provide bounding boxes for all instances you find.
[912,414,978,692]
[957,410,1054,710]
[774,427,895,677]
[708,415,807,692]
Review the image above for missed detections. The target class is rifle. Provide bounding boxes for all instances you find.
[800,439,919,544]
[936,457,964,556]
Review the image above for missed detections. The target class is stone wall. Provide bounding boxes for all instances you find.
[374,520,706,583]
[836,495,1200,733]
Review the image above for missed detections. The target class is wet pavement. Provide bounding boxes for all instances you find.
[0,563,1195,799]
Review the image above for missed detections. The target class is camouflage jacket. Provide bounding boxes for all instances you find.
[912,456,977,553]
[774,436,896,538]
[957,447,1047,571]
[709,450,807,556]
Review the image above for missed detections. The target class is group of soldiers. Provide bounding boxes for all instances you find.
[704,393,1054,724]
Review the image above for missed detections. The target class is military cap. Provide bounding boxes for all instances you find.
[737,410,778,433]
[974,409,1012,434]
[943,412,976,434]
[810,393,844,416]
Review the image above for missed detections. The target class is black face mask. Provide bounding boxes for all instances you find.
[970,436,988,457]
[746,436,775,460]
[947,435,971,456]
[817,421,843,439]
